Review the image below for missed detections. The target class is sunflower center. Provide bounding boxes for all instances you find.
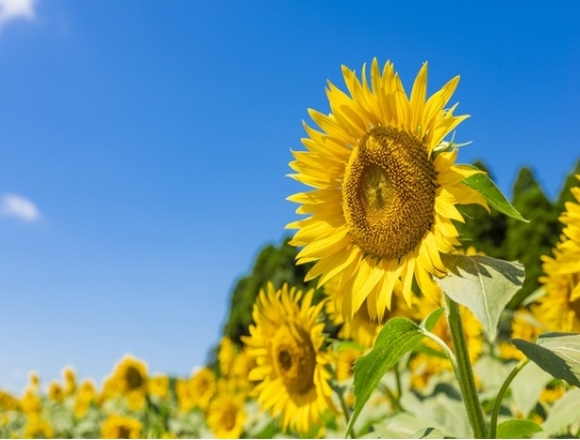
[125,366,144,391]
[273,325,316,395]
[343,126,437,260]
[221,403,237,431]
[117,426,131,439]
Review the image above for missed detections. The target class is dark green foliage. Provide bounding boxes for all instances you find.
[504,167,561,307]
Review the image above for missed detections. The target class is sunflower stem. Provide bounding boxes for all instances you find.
[336,391,356,439]
[489,358,530,439]
[444,294,488,438]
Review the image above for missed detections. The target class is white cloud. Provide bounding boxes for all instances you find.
[0,193,40,221]
[0,0,36,28]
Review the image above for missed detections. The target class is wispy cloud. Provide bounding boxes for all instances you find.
[0,193,40,222]
[0,0,36,28]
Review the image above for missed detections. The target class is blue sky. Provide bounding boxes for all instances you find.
[0,0,578,393]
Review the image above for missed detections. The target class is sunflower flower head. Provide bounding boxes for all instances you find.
[287,59,488,320]
[100,414,142,439]
[242,283,337,435]
[206,382,247,439]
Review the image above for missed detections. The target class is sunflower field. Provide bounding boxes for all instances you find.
[3,59,580,439]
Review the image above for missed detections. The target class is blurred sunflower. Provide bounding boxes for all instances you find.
[288,59,487,320]
[242,283,337,435]
[556,175,580,271]
[218,336,236,377]
[0,390,19,411]
[147,374,170,400]
[100,414,142,439]
[325,277,413,348]
[62,366,77,396]
[537,248,580,333]
[206,384,246,439]
[23,414,53,439]
[112,355,149,395]
[176,366,216,412]
[47,381,64,403]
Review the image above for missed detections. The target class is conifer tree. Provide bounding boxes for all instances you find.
[505,167,560,308]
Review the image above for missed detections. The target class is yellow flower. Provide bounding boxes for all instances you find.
[334,347,363,383]
[287,59,488,320]
[176,367,216,412]
[556,175,580,273]
[100,414,142,439]
[218,336,236,377]
[23,414,53,439]
[537,248,580,333]
[325,277,413,348]
[74,379,97,417]
[47,381,64,403]
[230,348,257,392]
[111,354,149,395]
[206,391,246,439]
[0,390,20,411]
[62,366,77,396]
[20,388,41,414]
[242,283,337,435]
[147,374,170,400]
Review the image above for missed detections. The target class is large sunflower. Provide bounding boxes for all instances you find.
[287,59,487,319]
[242,283,337,435]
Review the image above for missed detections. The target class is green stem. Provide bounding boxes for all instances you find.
[379,383,402,412]
[489,358,530,439]
[444,294,488,438]
[337,390,356,439]
[394,364,404,408]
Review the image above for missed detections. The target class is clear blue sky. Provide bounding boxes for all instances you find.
[0,0,578,393]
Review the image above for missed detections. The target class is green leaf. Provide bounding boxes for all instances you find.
[422,307,445,332]
[461,168,528,222]
[411,427,445,438]
[437,254,525,340]
[511,333,580,387]
[347,318,425,437]
[496,420,542,439]
[536,388,580,438]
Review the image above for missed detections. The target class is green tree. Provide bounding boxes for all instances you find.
[505,167,561,308]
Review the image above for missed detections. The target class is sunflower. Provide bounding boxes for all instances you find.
[242,283,337,435]
[23,414,54,439]
[0,390,19,411]
[218,337,236,377]
[536,248,580,333]
[287,59,488,320]
[206,382,247,439]
[325,277,413,348]
[176,367,216,412]
[47,381,64,403]
[62,366,77,396]
[111,355,149,395]
[556,175,580,272]
[100,414,142,439]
